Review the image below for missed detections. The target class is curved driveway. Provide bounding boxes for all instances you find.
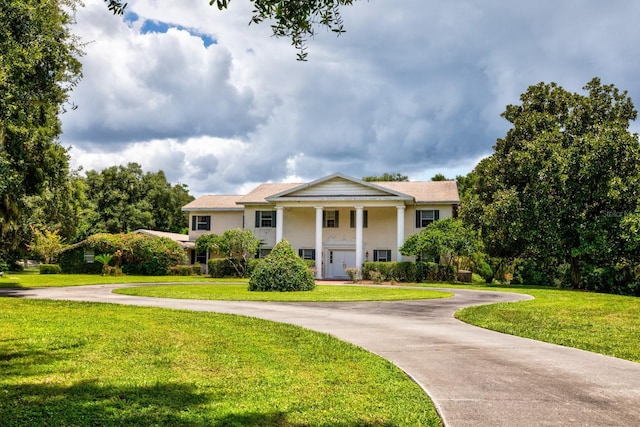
[2,284,640,426]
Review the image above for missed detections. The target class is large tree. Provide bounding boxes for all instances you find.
[0,0,82,260]
[104,0,357,60]
[470,78,640,288]
[84,163,193,235]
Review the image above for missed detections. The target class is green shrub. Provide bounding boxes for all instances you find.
[39,264,62,274]
[169,265,200,276]
[207,258,237,278]
[0,260,9,272]
[59,249,102,274]
[477,260,494,284]
[247,258,264,276]
[249,239,315,292]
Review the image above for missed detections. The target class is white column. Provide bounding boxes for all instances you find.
[275,206,284,243]
[315,207,323,279]
[355,206,364,272]
[396,205,406,261]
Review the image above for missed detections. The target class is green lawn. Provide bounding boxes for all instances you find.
[0,298,441,426]
[115,283,452,301]
[442,284,640,363]
[0,271,242,288]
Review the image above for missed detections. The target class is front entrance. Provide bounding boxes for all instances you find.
[327,249,356,279]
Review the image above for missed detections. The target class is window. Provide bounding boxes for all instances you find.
[373,249,392,262]
[415,210,439,228]
[192,250,207,264]
[257,248,272,258]
[255,211,276,228]
[192,215,211,231]
[298,249,316,260]
[83,249,95,263]
[323,210,339,228]
[349,210,368,228]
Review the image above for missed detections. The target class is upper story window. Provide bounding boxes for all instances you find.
[323,210,339,228]
[349,210,368,228]
[192,215,211,231]
[255,211,276,228]
[415,210,439,228]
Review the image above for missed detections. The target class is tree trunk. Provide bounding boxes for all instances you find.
[570,256,581,289]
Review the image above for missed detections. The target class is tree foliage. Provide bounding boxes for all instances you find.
[28,227,67,264]
[84,163,193,235]
[105,0,358,60]
[468,78,640,288]
[362,173,408,182]
[197,228,261,277]
[0,0,82,259]
[400,218,482,265]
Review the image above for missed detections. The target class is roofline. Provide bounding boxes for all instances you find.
[181,207,244,212]
[265,172,414,201]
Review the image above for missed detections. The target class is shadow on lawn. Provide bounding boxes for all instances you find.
[0,380,396,426]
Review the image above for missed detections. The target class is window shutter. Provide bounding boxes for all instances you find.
[350,210,355,228]
[205,216,211,231]
[386,250,392,261]
[272,210,277,228]
[311,249,316,260]
[373,250,378,262]
[298,249,303,257]
[363,210,368,228]
[335,210,339,228]
[255,211,260,228]
[192,216,196,231]
[434,210,440,220]
[322,210,326,227]
[415,210,421,228]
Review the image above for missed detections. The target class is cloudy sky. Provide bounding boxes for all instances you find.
[61,0,640,196]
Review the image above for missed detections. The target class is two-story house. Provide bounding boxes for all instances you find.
[182,172,459,279]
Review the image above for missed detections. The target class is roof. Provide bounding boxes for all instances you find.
[182,174,459,209]
[373,181,460,203]
[134,229,195,249]
[181,195,244,211]
[239,183,301,204]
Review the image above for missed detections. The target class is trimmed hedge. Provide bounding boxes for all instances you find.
[361,261,456,283]
[39,264,62,274]
[169,265,203,276]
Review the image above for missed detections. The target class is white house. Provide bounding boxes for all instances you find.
[182,173,460,279]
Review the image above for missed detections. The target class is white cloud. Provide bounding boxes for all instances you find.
[61,0,640,196]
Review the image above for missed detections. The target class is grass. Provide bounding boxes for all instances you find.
[115,283,453,302]
[0,270,243,288]
[0,298,441,426]
[433,283,640,363]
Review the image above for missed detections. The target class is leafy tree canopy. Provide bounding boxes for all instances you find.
[104,0,358,60]
[362,173,408,182]
[400,218,482,265]
[0,0,82,259]
[469,78,640,288]
[430,173,450,181]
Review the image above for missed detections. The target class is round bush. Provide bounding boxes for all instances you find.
[249,239,315,292]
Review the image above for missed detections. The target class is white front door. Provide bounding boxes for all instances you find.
[327,250,356,279]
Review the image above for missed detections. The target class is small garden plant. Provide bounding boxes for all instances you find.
[249,239,315,292]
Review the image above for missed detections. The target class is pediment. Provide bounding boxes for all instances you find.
[265,173,412,201]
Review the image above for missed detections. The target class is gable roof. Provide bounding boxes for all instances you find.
[265,172,413,202]
[181,195,244,211]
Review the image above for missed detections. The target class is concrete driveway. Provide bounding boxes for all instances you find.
[2,284,640,426]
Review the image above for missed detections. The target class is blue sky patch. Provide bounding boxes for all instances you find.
[140,19,216,48]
